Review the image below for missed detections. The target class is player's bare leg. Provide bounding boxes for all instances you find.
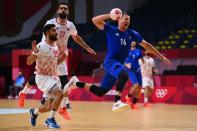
[30,89,63,128]
[125,84,141,109]
[144,86,153,107]
[59,92,71,120]
[44,89,64,128]
[66,75,129,112]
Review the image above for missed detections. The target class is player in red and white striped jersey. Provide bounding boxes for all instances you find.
[18,2,96,117]
[139,51,158,107]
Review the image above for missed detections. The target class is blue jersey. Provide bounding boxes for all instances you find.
[125,48,142,71]
[103,23,143,64]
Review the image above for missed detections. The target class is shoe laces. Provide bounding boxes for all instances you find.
[50,118,58,125]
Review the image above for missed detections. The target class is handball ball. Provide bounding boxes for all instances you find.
[110,8,122,20]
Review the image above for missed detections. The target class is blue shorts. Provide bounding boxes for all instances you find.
[100,73,116,91]
[127,69,142,86]
[103,59,127,79]
[100,59,127,91]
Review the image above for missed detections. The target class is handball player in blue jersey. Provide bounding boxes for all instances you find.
[124,42,143,109]
[67,10,171,112]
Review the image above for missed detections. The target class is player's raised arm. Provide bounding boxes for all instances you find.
[92,14,110,30]
[139,40,171,65]
[26,40,38,65]
[92,8,122,30]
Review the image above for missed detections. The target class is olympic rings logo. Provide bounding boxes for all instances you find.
[155,89,168,98]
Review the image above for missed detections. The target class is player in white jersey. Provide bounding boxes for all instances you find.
[43,2,95,114]
[18,2,96,116]
[28,24,67,128]
[139,51,158,107]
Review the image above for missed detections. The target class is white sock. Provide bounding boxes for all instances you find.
[144,98,148,103]
[21,85,29,94]
[60,97,67,108]
[49,109,56,119]
[65,97,69,104]
[63,83,69,92]
[34,109,39,115]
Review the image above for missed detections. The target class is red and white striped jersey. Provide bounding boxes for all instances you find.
[34,41,59,76]
[139,56,155,78]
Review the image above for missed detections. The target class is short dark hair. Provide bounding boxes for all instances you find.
[43,24,56,36]
[122,12,129,17]
[58,2,69,8]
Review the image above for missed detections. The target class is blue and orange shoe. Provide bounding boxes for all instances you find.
[30,108,38,126]
[44,117,60,128]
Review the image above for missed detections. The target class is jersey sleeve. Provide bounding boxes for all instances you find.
[130,30,143,44]
[70,22,78,36]
[33,42,49,57]
[103,23,114,33]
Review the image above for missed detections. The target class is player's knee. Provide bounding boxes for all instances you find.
[46,105,52,111]
[118,70,128,82]
[116,70,128,92]
[59,91,64,98]
[148,87,153,92]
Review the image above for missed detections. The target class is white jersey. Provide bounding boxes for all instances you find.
[139,56,155,79]
[42,18,77,76]
[34,41,59,76]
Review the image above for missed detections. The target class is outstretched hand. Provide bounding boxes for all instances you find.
[162,57,172,65]
[86,48,96,55]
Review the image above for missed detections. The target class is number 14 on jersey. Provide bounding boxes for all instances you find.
[120,38,126,46]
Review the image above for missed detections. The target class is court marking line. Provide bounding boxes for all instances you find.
[0,108,29,114]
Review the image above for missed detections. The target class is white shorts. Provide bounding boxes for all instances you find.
[142,77,154,89]
[36,75,61,98]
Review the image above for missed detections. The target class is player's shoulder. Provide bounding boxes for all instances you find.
[105,22,117,30]
[46,18,56,24]
[128,29,139,34]
[36,41,45,50]
[136,48,142,52]
[67,20,74,24]
[37,41,45,46]
[67,20,75,26]
[38,41,47,47]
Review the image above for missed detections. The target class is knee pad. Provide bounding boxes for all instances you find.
[118,70,128,82]
[116,70,128,92]
[90,85,109,97]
